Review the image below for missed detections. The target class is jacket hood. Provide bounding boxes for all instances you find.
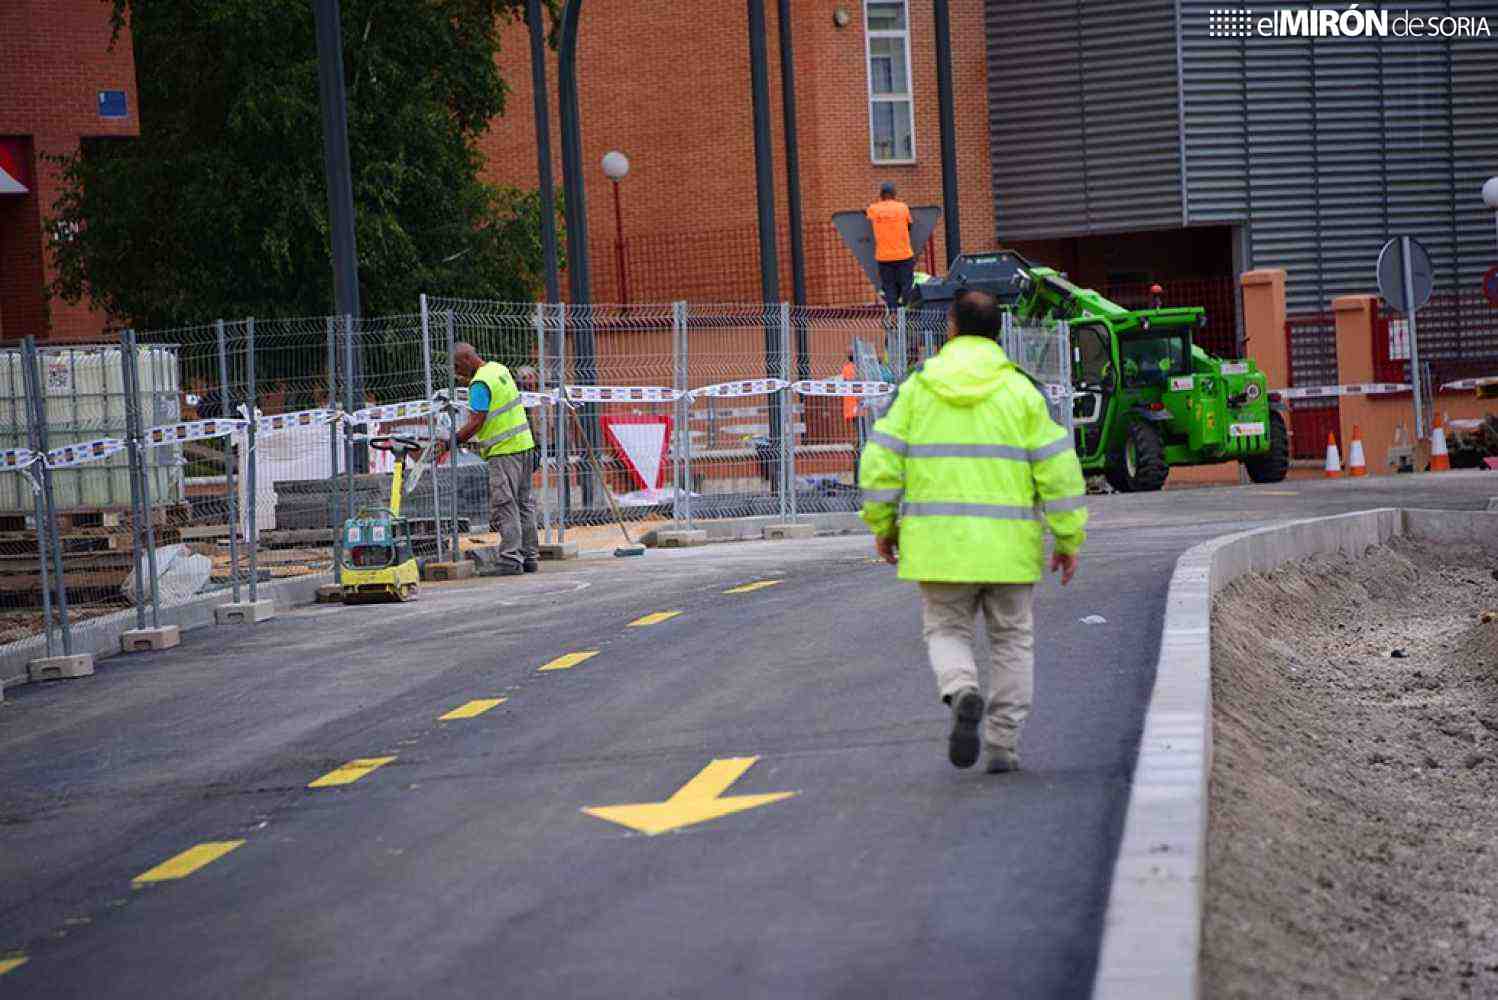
[916,335,1015,406]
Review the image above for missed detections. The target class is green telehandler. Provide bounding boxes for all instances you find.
[908,249,1290,490]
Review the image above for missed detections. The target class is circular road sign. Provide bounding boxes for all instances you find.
[1484,265,1498,308]
[1377,236,1434,313]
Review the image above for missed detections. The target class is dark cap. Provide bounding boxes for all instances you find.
[879,181,896,197]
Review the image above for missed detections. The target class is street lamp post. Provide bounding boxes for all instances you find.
[603,151,630,305]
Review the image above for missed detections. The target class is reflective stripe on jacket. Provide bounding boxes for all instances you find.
[471,361,534,459]
[857,335,1087,583]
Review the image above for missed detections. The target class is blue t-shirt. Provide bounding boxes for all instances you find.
[468,381,490,413]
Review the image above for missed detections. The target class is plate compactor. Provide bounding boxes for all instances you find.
[338,436,424,604]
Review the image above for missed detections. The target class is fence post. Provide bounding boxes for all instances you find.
[244,317,259,606]
[533,301,550,545]
[894,306,908,382]
[420,294,442,563]
[218,320,243,602]
[680,302,693,530]
[18,342,57,657]
[443,309,460,557]
[555,303,569,539]
[778,302,793,523]
[324,316,340,580]
[119,329,153,628]
[21,337,73,654]
[672,300,686,530]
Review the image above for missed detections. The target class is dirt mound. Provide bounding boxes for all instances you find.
[1204,537,1498,998]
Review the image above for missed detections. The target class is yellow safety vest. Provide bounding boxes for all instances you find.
[471,361,534,459]
[858,336,1088,583]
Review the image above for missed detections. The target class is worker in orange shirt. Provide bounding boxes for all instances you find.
[842,353,866,478]
[867,181,915,311]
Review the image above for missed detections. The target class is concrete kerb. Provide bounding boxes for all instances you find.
[0,573,334,698]
[641,511,868,548]
[1088,507,1498,1000]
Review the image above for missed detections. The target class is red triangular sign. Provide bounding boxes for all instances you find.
[601,415,672,490]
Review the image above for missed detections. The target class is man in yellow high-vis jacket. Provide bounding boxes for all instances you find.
[437,343,538,576]
[858,290,1088,773]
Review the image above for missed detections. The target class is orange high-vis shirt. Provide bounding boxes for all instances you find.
[867,199,914,262]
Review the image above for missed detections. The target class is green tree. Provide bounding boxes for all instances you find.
[50,0,551,330]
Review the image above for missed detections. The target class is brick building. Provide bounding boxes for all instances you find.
[0,0,140,343]
[479,0,995,306]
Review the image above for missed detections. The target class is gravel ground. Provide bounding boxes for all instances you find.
[1204,537,1498,998]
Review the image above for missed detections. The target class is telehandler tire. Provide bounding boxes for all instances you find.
[1243,410,1290,484]
[1106,422,1169,493]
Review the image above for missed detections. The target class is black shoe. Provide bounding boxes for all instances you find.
[948,688,983,769]
[523,560,539,574]
[493,563,524,577]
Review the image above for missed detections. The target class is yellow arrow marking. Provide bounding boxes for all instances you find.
[0,956,28,976]
[627,611,681,627]
[132,841,245,885]
[582,756,797,836]
[439,698,507,720]
[724,580,783,594]
[539,650,599,672]
[308,756,397,788]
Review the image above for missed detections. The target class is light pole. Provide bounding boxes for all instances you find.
[602,151,630,304]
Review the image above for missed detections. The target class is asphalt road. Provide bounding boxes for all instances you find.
[1,473,1495,998]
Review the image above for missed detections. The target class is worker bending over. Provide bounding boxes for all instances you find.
[436,343,539,576]
[858,289,1088,773]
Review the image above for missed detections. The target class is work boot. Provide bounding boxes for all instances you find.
[490,563,524,577]
[985,749,1021,774]
[523,559,539,574]
[947,688,983,769]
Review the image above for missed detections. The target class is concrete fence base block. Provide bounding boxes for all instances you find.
[315,584,345,603]
[28,654,95,682]
[215,600,276,625]
[654,530,708,548]
[762,523,815,541]
[538,542,579,561]
[1487,497,1498,512]
[120,625,181,654]
[423,561,475,582]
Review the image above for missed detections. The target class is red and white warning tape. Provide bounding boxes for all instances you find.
[46,438,128,469]
[144,417,247,447]
[1440,375,1498,391]
[1275,382,1412,400]
[791,379,895,398]
[689,378,789,401]
[564,385,685,404]
[1,447,38,472]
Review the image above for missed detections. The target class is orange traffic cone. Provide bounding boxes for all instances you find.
[1347,425,1367,477]
[1324,432,1342,478]
[1429,413,1450,472]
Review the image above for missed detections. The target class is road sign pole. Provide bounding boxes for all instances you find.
[1400,236,1425,441]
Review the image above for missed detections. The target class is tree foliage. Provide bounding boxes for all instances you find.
[51,0,551,329]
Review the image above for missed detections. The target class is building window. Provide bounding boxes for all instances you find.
[864,0,914,164]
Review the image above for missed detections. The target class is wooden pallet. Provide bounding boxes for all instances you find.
[0,504,192,534]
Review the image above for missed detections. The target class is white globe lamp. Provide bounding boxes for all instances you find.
[601,151,630,182]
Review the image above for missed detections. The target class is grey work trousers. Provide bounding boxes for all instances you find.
[920,582,1036,751]
[486,450,538,569]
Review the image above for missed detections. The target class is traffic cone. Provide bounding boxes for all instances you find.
[1324,432,1342,478]
[1347,425,1367,477]
[1429,413,1450,472]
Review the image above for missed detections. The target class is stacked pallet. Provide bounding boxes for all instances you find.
[0,504,194,608]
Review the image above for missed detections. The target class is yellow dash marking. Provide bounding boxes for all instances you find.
[132,841,245,884]
[539,650,600,672]
[582,756,798,836]
[308,756,397,788]
[439,698,507,720]
[1259,490,1300,496]
[0,956,28,976]
[627,611,681,627]
[724,580,783,594]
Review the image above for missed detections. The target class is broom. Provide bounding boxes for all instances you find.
[568,408,646,557]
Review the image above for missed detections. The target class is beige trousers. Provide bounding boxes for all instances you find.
[920,582,1036,751]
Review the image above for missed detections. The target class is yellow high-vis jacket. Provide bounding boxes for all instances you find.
[858,335,1088,583]
[471,361,535,459]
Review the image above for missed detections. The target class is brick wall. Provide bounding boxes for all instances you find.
[477,0,994,306]
[0,0,139,343]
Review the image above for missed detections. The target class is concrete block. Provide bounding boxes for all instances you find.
[120,625,181,653]
[315,584,344,603]
[654,529,708,548]
[215,599,276,625]
[538,542,579,561]
[762,523,815,541]
[1488,497,1498,512]
[28,654,95,682]
[423,560,475,582]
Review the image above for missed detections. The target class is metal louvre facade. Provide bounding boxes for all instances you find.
[988,1,1498,315]
[985,0,1184,239]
